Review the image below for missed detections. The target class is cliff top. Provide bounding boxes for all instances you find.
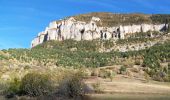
[53,12,170,27]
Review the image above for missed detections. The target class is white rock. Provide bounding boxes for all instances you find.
[31,17,168,47]
[1,74,11,81]
[92,17,101,22]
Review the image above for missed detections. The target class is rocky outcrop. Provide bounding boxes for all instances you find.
[31,17,168,47]
[103,34,170,52]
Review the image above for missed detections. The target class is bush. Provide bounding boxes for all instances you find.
[144,72,150,82]
[168,63,170,81]
[20,72,53,96]
[109,71,116,81]
[98,69,111,79]
[7,78,21,95]
[98,69,115,81]
[168,63,170,69]
[153,71,168,82]
[135,59,141,65]
[92,82,102,93]
[91,69,99,76]
[57,71,86,99]
[119,66,127,74]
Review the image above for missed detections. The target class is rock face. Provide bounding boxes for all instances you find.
[31,16,168,47]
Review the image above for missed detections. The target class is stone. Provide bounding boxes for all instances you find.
[31,16,168,47]
[1,74,11,81]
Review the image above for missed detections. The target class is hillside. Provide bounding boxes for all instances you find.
[1,33,170,99]
[1,31,170,79]
[1,12,170,100]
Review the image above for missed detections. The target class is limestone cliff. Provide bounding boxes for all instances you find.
[31,13,168,47]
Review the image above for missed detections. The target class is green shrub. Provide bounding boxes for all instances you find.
[142,41,170,81]
[20,72,53,96]
[98,69,111,78]
[92,82,102,93]
[135,59,141,65]
[153,71,167,82]
[58,71,86,99]
[109,71,116,81]
[168,63,170,69]
[119,66,127,74]
[91,69,99,76]
[144,72,150,82]
[168,63,170,81]
[98,69,115,81]
[0,83,8,95]
[7,78,21,95]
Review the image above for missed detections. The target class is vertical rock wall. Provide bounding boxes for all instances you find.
[31,17,167,47]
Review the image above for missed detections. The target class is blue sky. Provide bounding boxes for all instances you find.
[0,0,170,49]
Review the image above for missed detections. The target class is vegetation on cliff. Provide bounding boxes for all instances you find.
[0,31,170,99]
[73,12,170,27]
[1,33,170,83]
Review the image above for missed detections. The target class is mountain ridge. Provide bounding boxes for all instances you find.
[31,12,170,47]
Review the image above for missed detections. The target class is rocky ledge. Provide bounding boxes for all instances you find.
[31,14,168,47]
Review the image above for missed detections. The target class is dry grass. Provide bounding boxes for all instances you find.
[73,12,152,27]
[85,75,170,94]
